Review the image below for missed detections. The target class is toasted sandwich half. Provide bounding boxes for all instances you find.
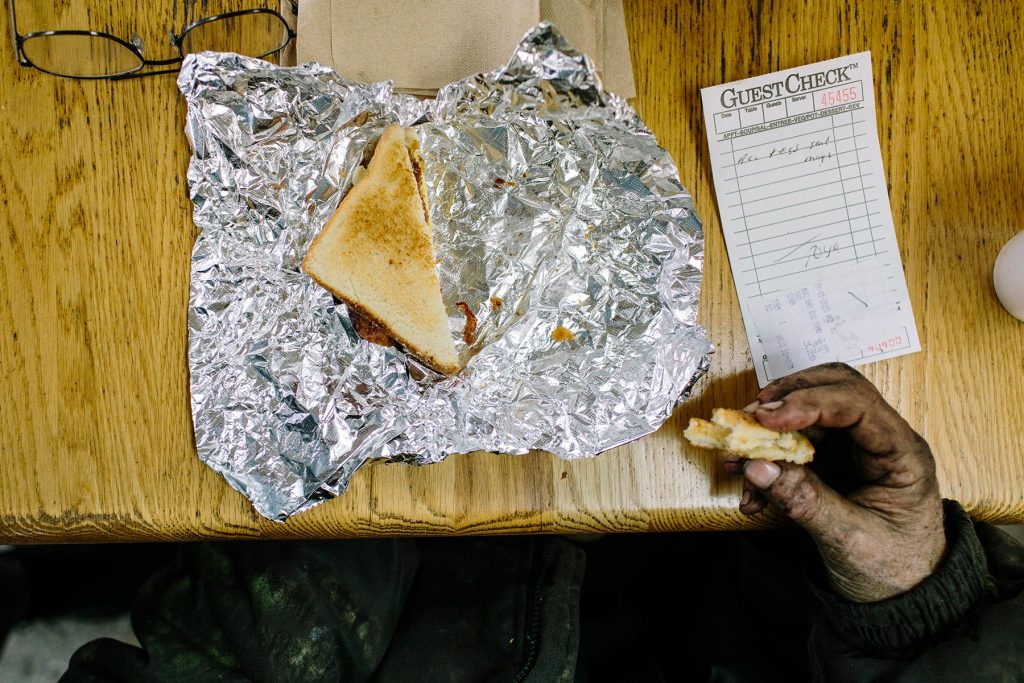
[302,124,460,375]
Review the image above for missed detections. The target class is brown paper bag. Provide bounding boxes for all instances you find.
[284,0,635,98]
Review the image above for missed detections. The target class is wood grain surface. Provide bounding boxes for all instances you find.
[2,1,1022,543]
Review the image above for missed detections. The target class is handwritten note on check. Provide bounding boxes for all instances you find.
[701,51,920,386]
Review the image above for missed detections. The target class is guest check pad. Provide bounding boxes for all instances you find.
[701,52,920,386]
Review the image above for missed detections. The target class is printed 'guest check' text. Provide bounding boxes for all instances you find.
[701,52,920,386]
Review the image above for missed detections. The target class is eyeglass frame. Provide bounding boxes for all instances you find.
[8,1,297,80]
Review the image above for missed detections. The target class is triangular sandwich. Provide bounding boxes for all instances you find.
[303,124,459,375]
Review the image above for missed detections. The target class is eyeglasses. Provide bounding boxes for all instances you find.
[8,1,297,80]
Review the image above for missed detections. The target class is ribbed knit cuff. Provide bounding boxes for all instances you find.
[810,500,998,655]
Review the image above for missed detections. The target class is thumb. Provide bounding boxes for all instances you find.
[743,460,857,545]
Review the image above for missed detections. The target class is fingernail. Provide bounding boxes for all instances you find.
[744,460,782,488]
[742,401,759,413]
[740,489,751,506]
[724,455,741,463]
[758,400,784,410]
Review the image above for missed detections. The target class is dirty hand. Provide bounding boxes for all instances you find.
[726,363,946,603]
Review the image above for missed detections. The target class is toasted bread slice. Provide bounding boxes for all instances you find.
[684,408,814,464]
[302,125,459,375]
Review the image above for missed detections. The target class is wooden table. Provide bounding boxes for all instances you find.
[2,1,1022,543]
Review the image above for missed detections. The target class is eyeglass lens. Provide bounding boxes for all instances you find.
[180,12,290,59]
[21,33,142,78]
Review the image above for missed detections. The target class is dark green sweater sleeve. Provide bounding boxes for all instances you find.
[808,500,1024,682]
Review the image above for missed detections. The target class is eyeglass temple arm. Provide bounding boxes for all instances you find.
[109,51,182,81]
[9,0,28,65]
[144,56,183,66]
[111,67,181,81]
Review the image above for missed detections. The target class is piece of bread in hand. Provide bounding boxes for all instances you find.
[302,124,460,375]
[684,408,814,464]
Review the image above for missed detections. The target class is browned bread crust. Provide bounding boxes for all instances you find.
[684,408,815,464]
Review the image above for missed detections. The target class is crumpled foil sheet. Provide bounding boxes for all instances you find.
[180,24,710,521]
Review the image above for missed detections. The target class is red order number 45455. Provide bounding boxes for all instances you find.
[821,86,859,107]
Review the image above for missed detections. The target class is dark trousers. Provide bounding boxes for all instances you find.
[2,532,821,682]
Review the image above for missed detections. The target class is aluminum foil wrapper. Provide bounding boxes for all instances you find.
[180,24,710,521]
